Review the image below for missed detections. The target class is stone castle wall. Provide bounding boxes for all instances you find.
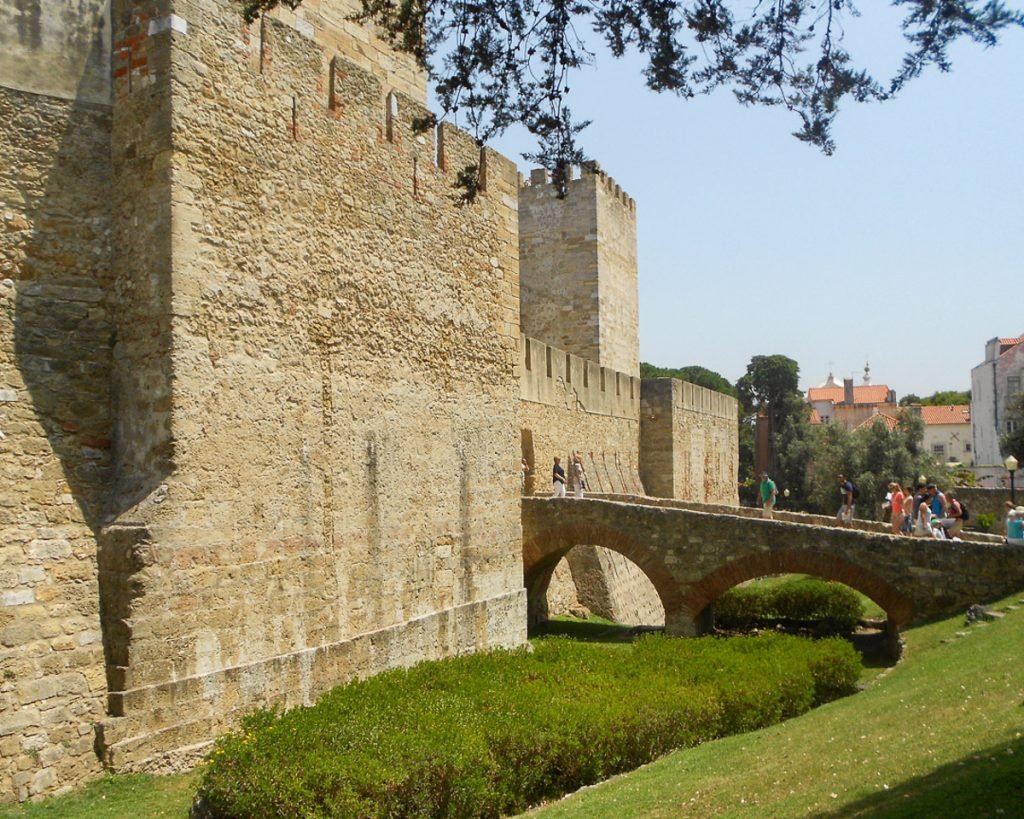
[0,0,110,105]
[520,336,643,496]
[640,378,739,506]
[0,0,528,799]
[265,0,427,104]
[95,0,527,774]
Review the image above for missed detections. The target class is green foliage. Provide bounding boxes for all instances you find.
[715,577,864,635]
[899,390,971,407]
[1001,392,1024,461]
[234,1,1024,172]
[639,363,736,397]
[737,354,802,480]
[975,512,995,532]
[787,408,949,519]
[194,635,859,817]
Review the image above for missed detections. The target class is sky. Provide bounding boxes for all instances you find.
[450,11,1024,400]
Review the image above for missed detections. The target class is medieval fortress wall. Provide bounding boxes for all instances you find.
[518,335,661,625]
[0,0,737,802]
[641,378,739,505]
[1,0,529,800]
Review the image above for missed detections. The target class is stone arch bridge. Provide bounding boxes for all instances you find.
[522,497,1024,637]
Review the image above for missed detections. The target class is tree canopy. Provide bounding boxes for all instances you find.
[736,354,801,477]
[640,362,736,396]
[241,0,1024,177]
[899,389,971,407]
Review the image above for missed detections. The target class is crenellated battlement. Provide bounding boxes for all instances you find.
[523,162,636,215]
[108,8,516,197]
[520,334,640,421]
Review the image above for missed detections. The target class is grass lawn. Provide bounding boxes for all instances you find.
[527,592,1024,818]
[3,593,1022,818]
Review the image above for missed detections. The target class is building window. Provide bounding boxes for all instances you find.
[932,443,945,457]
[965,443,972,452]
[1009,419,1019,434]
[1008,375,1022,395]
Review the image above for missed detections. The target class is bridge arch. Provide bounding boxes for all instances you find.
[522,522,685,629]
[682,549,916,633]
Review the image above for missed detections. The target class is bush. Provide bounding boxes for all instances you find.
[975,512,995,533]
[715,577,864,634]
[195,635,860,818]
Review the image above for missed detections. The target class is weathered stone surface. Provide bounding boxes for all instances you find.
[519,167,639,377]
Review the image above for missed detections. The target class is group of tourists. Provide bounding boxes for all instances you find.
[886,480,966,540]
[757,471,972,541]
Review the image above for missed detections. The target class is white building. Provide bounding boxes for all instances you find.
[970,335,1024,485]
[919,405,972,466]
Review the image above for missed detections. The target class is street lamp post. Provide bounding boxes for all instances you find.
[1006,454,1019,505]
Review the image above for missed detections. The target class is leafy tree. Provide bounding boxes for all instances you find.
[900,390,971,406]
[736,354,801,478]
[639,363,736,397]
[237,0,1023,177]
[773,393,813,507]
[796,409,948,519]
[924,390,972,406]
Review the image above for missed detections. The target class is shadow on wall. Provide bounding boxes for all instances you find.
[6,11,177,754]
[11,88,115,530]
[10,20,173,532]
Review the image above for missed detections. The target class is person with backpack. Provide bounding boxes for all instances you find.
[942,492,967,537]
[836,473,856,528]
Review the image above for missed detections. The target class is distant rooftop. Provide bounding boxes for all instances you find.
[919,405,970,425]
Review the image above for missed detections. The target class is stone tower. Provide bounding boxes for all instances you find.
[518,164,640,378]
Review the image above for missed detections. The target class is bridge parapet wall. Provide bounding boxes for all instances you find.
[523,498,1024,635]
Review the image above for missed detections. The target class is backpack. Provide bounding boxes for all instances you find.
[850,483,860,500]
[957,500,969,521]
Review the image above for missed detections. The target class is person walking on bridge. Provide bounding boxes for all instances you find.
[572,454,587,499]
[888,482,905,535]
[551,457,566,498]
[836,474,855,528]
[759,472,778,519]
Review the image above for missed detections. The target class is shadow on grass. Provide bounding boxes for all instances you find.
[824,734,1024,818]
[529,617,661,643]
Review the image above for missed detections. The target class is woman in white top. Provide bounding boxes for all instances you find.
[915,502,945,539]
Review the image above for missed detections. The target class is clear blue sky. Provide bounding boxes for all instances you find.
[464,15,1024,400]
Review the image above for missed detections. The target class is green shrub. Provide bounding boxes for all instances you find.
[195,635,860,818]
[714,577,864,634]
[975,512,995,532]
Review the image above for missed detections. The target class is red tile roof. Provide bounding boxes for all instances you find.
[999,336,1024,354]
[807,385,892,405]
[919,405,970,425]
[854,412,900,432]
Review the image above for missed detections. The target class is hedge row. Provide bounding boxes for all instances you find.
[195,633,860,818]
[714,577,864,633]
